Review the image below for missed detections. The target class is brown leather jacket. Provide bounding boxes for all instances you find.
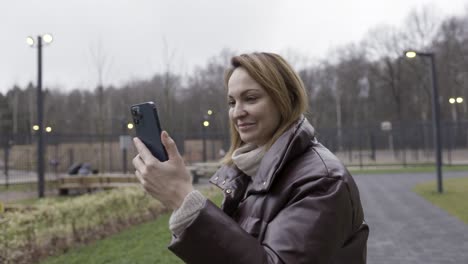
[169,118,369,263]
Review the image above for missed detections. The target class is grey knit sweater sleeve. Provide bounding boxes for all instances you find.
[169,190,206,236]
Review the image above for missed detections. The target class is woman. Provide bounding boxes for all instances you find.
[132,52,369,263]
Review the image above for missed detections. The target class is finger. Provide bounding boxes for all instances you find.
[161,131,181,161]
[132,154,145,170]
[135,170,146,185]
[133,137,159,164]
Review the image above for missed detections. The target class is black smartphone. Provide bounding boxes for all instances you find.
[130,101,168,161]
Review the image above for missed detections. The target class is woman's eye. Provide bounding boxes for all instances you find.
[228,100,235,107]
[246,96,257,102]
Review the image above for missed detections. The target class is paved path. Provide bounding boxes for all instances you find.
[353,171,468,264]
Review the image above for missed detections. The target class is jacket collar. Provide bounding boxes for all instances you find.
[210,116,315,193]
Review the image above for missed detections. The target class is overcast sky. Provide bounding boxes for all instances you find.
[1,0,467,93]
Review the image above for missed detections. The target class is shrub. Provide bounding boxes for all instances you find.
[0,187,167,264]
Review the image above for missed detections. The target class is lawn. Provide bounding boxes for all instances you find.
[0,182,40,192]
[40,213,183,264]
[40,191,224,264]
[0,181,58,193]
[413,176,468,224]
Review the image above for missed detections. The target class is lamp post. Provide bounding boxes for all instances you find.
[45,126,59,178]
[122,122,133,174]
[27,33,53,198]
[448,97,464,122]
[202,120,210,162]
[405,50,443,193]
[202,109,213,162]
[449,97,464,160]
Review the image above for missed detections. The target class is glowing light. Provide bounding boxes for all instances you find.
[33,125,40,131]
[127,123,134,129]
[203,121,210,127]
[449,98,456,104]
[456,97,463,103]
[45,127,52,133]
[26,36,35,46]
[405,51,417,58]
[207,110,213,115]
[43,34,53,44]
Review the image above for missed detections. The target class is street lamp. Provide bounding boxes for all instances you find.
[405,50,443,193]
[449,97,464,122]
[27,33,53,198]
[119,120,133,174]
[449,97,464,104]
[202,119,210,162]
[202,110,213,162]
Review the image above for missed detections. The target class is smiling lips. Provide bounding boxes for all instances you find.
[237,122,255,131]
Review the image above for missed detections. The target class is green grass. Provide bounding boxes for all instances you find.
[349,165,468,174]
[413,177,468,224]
[40,213,183,264]
[40,191,224,264]
[0,182,37,192]
[3,187,78,206]
[0,181,57,192]
[12,195,72,206]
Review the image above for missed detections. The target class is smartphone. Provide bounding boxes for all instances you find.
[130,101,168,161]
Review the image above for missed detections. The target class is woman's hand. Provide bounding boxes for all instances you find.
[132,131,194,210]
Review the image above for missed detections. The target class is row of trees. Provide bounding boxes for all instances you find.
[1,6,467,147]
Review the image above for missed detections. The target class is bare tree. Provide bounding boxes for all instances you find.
[89,40,113,172]
[401,5,441,50]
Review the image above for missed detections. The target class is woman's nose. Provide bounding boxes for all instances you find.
[232,103,247,118]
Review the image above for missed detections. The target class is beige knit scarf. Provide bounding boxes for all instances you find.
[232,143,265,177]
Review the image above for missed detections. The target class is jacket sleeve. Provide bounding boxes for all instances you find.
[168,177,352,264]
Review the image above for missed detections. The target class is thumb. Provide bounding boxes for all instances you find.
[161,131,181,161]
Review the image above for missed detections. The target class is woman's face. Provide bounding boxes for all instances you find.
[227,67,281,146]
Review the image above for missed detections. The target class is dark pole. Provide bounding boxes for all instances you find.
[202,124,207,162]
[405,50,444,193]
[202,126,207,162]
[122,121,128,174]
[37,35,45,198]
[428,54,443,193]
[37,36,44,198]
[4,145,9,188]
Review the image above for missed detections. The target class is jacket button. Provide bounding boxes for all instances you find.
[225,189,232,194]
[221,180,226,185]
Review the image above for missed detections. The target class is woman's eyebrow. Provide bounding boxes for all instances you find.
[228,89,261,98]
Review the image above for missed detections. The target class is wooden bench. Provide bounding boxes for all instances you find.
[58,175,139,195]
[188,162,220,184]
[58,163,221,195]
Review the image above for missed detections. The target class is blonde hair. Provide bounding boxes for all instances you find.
[221,52,309,165]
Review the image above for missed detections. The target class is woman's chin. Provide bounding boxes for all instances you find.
[240,134,255,144]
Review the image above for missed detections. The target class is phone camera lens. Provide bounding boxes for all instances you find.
[131,106,141,123]
[134,106,142,113]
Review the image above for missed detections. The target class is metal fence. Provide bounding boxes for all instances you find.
[318,121,468,167]
[1,121,467,191]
